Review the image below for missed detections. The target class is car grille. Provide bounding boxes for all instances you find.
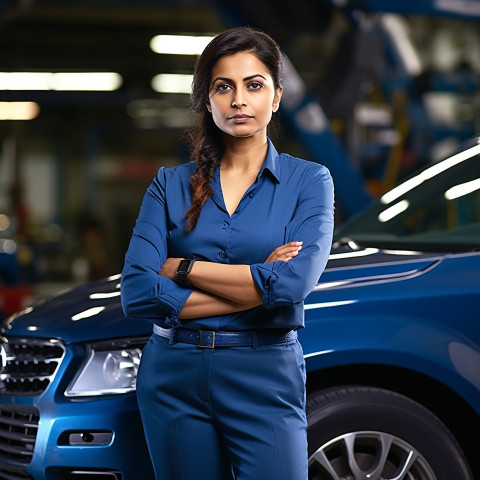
[0,463,34,480]
[0,339,65,396]
[0,404,39,476]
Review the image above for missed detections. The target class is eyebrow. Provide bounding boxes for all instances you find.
[211,74,268,87]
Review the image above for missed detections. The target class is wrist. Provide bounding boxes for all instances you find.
[176,259,196,289]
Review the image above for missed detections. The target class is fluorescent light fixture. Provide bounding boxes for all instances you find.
[378,199,409,222]
[0,73,50,90]
[445,178,480,200]
[0,102,40,120]
[51,72,122,91]
[151,73,193,94]
[150,34,215,55]
[0,72,122,91]
[381,141,480,204]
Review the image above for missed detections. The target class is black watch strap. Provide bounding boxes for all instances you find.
[177,259,196,289]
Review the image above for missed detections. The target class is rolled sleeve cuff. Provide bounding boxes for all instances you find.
[250,263,278,308]
[157,275,193,327]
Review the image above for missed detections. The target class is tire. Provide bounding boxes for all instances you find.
[307,385,472,480]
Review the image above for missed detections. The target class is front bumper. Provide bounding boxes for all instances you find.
[0,393,153,480]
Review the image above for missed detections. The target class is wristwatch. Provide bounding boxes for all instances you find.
[176,259,196,289]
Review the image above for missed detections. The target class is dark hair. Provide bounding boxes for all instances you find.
[184,26,283,233]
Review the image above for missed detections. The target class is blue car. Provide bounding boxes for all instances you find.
[1,135,479,480]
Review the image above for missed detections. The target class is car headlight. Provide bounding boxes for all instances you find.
[66,337,148,397]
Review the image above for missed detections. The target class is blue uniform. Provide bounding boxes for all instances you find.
[121,139,334,479]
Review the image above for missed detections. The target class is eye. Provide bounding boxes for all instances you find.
[216,83,232,92]
[248,81,264,90]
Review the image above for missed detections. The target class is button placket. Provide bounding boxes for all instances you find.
[218,218,230,262]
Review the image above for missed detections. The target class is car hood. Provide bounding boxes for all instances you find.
[2,248,445,344]
[1,275,152,344]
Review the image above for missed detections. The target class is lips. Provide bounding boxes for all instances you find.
[228,114,252,120]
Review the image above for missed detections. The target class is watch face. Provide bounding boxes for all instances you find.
[178,259,195,276]
[177,259,194,289]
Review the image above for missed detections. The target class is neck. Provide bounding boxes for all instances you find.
[221,134,268,172]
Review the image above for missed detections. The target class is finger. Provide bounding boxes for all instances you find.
[270,250,299,263]
[274,244,302,257]
[264,241,303,263]
[265,253,276,263]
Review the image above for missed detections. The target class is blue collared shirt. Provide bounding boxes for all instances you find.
[121,139,334,331]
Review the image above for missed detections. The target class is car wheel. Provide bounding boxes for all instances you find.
[307,385,472,480]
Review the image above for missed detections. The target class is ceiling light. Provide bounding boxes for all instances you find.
[51,72,122,91]
[150,34,215,55]
[0,72,122,91]
[151,73,193,94]
[0,102,40,120]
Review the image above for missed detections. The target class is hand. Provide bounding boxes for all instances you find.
[264,241,303,263]
[160,257,182,281]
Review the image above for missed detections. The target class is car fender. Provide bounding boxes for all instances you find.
[299,312,480,416]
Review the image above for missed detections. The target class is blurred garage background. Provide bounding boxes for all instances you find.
[1,0,479,318]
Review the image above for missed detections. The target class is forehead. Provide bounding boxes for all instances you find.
[211,52,271,80]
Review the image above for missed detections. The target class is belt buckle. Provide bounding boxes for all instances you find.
[198,330,215,349]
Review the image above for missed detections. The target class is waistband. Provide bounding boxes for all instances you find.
[153,325,297,349]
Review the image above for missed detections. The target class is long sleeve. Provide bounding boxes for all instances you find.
[250,164,334,308]
[121,168,193,327]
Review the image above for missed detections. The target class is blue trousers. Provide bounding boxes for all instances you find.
[136,332,308,480]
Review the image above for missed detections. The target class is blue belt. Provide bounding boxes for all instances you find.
[153,325,297,349]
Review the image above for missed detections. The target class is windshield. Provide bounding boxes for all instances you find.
[334,136,480,252]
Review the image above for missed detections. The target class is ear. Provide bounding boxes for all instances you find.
[206,102,212,113]
[272,87,283,113]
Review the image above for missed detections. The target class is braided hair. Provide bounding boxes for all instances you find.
[184,26,283,233]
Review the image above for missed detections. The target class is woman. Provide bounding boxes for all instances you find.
[121,26,334,480]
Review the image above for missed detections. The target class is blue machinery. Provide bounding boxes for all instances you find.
[215,0,480,217]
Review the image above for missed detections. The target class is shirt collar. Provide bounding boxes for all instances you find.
[212,138,281,188]
[259,138,281,183]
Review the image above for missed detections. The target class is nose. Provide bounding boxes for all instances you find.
[232,92,246,108]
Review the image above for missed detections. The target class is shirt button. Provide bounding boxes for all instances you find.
[218,251,225,258]
[248,193,255,198]
[221,224,227,230]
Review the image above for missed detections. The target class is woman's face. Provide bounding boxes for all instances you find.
[207,51,282,140]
